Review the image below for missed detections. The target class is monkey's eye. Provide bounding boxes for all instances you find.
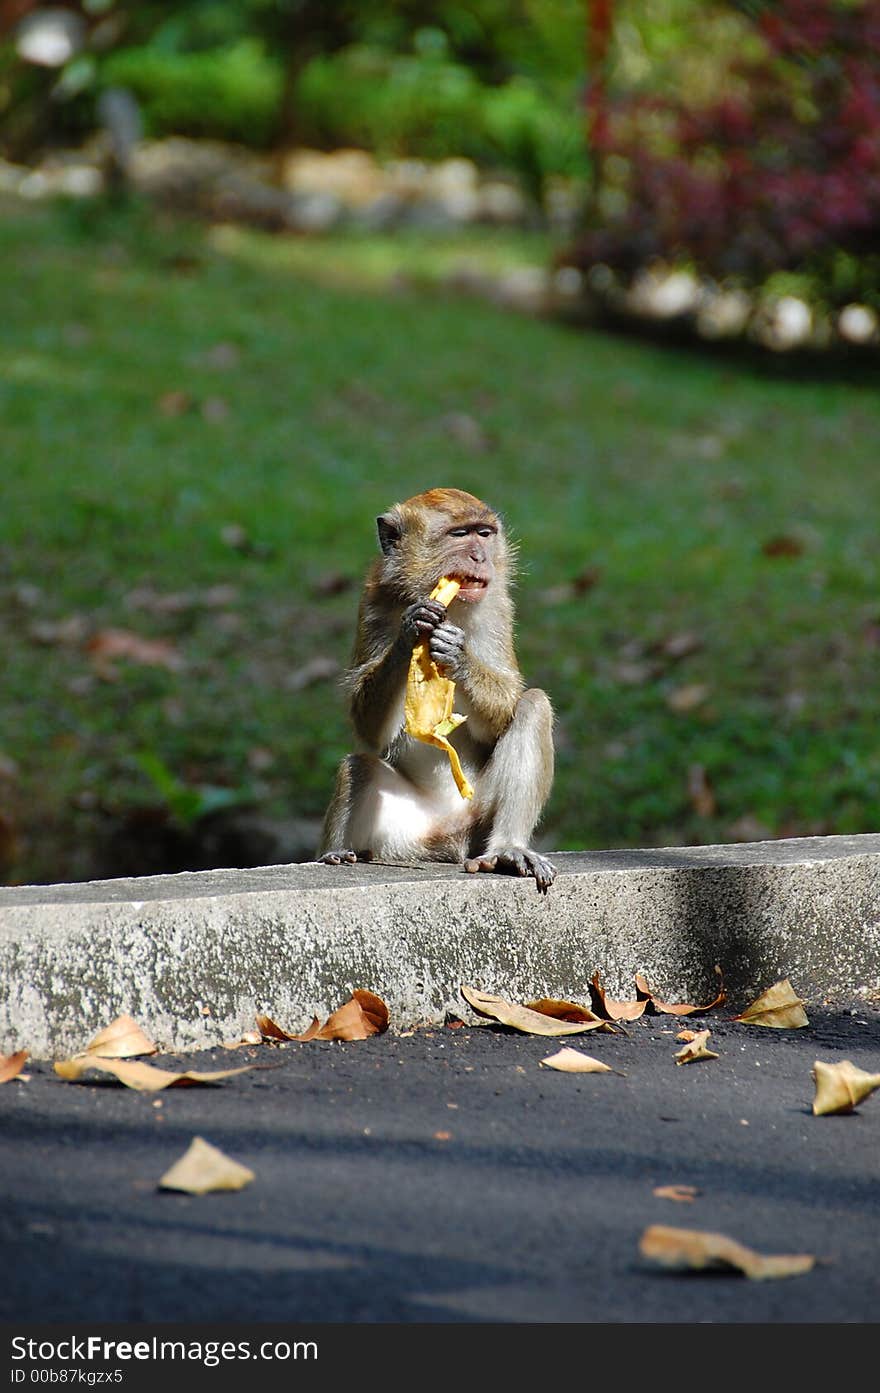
[448,527,469,537]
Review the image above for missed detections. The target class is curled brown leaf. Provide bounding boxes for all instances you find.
[256,991,389,1044]
[0,1050,29,1084]
[460,986,616,1036]
[674,1030,719,1065]
[588,972,647,1022]
[640,1224,814,1280]
[635,967,726,1017]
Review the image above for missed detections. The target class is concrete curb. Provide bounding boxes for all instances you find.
[2,834,880,1058]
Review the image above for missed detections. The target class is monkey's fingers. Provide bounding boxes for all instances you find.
[402,600,447,644]
[465,849,556,894]
[319,849,358,865]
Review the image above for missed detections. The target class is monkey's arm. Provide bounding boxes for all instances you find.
[349,599,447,751]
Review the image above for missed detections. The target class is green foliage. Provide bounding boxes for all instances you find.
[98,35,585,188]
[102,39,284,145]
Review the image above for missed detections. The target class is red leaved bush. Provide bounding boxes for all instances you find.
[568,1,880,303]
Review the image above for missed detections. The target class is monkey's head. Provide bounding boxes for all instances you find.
[376,487,509,605]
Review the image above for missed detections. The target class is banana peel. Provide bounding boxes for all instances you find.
[405,577,474,800]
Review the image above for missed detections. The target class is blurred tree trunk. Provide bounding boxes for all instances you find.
[268,0,360,181]
[585,0,613,207]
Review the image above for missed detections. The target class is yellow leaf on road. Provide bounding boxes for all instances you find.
[0,1050,29,1084]
[525,997,608,1026]
[83,1014,157,1059]
[539,1047,617,1073]
[54,1057,257,1090]
[653,1185,699,1202]
[640,1225,815,1280]
[734,979,808,1029]
[674,1030,719,1065]
[159,1137,254,1195]
[811,1058,880,1115]
[460,986,616,1036]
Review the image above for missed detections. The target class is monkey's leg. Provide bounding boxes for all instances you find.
[464,688,556,893]
[317,752,440,864]
[316,755,362,864]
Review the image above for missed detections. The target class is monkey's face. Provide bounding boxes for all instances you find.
[377,488,505,604]
[437,519,498,603]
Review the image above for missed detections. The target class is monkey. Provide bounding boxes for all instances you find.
[317,487,556,892]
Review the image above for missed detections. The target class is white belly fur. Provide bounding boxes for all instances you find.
[350,742,474,858]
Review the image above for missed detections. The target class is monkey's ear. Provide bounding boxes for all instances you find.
[376,514,401,555]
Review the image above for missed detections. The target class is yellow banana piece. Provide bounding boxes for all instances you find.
[404,577,474,800]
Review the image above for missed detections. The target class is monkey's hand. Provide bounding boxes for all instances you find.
[429,622,467,680]
[399,599,446,647]
[465,848,557,895]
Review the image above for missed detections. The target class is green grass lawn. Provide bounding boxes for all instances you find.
[2,193,880,884]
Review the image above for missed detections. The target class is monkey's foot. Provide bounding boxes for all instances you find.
[318,849,359,865]
[464,848,556,894]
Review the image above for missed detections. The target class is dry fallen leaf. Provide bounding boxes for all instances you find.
[734,979,808,1029]
[588,972,647,1022]
[0,1050,29,1084]
[525,997,609,1026]
[669,684,711,714]
[660,631,703,660]
[676,1029,698,1042]
[54,1057,257,1090]
[762,534,805,559]
[635,967,726,1017]
[674,1030,719,1065]
[539,1047,618,1074]
[639,1224,815,1280]
[256,1014,321,1043]
[653,1184,699,1202]
[811,1059,880,1116]
[460,986,615,1036]
[315,990,389,1040]
[257,991,389,1044]
[83,1014,157,1059]
[87,628,184,676]
[159,1136,254,1195]
[222,1030,263,1050]
[157,389,193,417]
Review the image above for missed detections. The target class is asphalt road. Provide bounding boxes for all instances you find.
[2,1002,879,1337]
